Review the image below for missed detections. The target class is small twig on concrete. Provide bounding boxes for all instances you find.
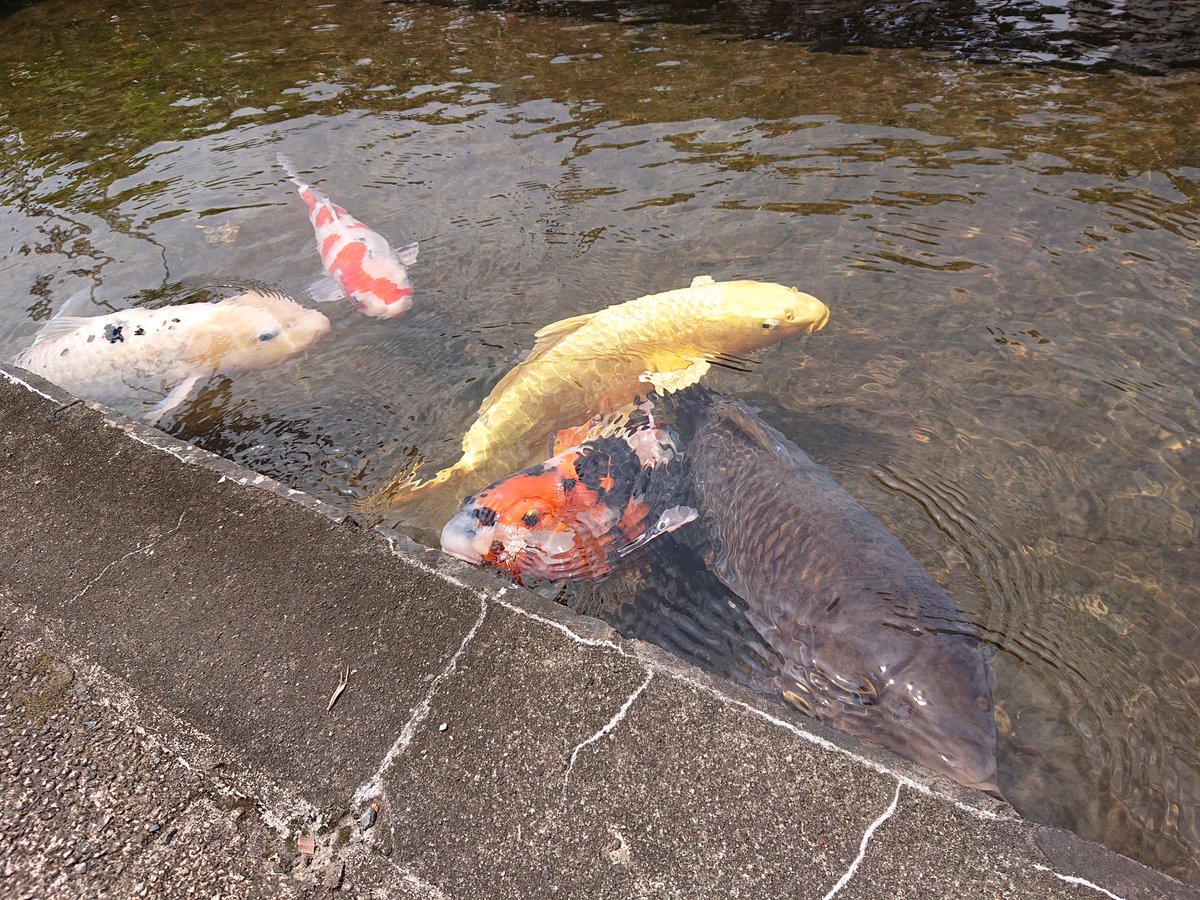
[327,665,350,711]
[49,398,83,421]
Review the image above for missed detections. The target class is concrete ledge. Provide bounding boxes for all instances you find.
[2,365,1195,899]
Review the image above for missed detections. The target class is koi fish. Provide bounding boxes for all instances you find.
[277,153,418,319]
[681,390,1000,795]
[440,400,697,584]
[363,276,829,528]
[13,289,330,424]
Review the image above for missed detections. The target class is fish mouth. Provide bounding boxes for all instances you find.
[787,289,830,334]
[936,749,1001,798]
[440,511,486,565]
[810,303,830,333]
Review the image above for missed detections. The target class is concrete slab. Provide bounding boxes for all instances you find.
[376,606,902,897]
[0,627,302,900]
[2,365,1196,900]
[0,371,485,823]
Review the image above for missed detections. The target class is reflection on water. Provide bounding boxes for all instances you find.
[1,0,1197,883]
[442,0,1200,73]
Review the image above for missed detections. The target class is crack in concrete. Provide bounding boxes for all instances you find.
[368,850,450,900]
[351,592,490,810]
[67,512,186,606]
[495,595,629,656]
[822,781,903,900]
[1032,864,1129,900]
[564,669,654,788]
[719,690,1009,823]
[496,593,1009,824]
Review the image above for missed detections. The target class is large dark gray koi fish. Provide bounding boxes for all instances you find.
[680,391,1000,795]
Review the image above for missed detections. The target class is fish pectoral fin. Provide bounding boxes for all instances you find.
[610,505,698,562]
[307,277,345,304]
[396,240,419,266]
[52,288,96,319]
[689,275,715,288]
[144,373,204,426]
[639,359,710,394]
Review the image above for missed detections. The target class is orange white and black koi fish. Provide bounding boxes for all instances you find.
[440,401,697,584]
[277,153,418,319]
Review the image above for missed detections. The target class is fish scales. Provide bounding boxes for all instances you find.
[683,391,1000,795]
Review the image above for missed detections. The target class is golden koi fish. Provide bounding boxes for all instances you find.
[363,276,829,528]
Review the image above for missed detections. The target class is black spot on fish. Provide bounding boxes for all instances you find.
[573,445,614,495]
[104,324,124,343]
[86,335,95,343]
[59,348,69,356]
[134,326,145,336]
[471,506,497,527]
[521,511,541,527]
[626,407,651,431]
[560,477,576,493]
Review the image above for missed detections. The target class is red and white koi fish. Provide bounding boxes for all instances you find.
[440,400,697,584]
[277,153,418,319]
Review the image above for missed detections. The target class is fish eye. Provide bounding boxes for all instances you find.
[785,311,795,321]
[257,330,279,342]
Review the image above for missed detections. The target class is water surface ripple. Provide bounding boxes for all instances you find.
[1,0,1197,882]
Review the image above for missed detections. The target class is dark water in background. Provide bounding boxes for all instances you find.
[1,0,1198,882]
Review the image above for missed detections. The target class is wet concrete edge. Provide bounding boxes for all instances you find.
[1,362,1196,900]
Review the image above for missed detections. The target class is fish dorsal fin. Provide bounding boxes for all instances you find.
[319,197,341,221]
[720,402,780,453]
[690,275,715,288]
[473,310,599,422]
[532,309,596,344]
[28,316,93,349]
[396,240,419,267]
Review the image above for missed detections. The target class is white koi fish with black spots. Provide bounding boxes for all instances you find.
[13,290,330,424]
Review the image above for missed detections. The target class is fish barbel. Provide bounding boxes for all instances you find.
[363,275,829,528]
[13,289,330,423]
[277,153,419,319]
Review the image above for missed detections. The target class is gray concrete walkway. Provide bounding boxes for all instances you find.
[1,365,1195,899]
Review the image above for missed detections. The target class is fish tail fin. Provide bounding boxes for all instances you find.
[355,462,469,531]
[276,152,302,182]
[275,152,315,200]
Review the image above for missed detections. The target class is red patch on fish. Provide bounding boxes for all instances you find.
[327,242,415,308]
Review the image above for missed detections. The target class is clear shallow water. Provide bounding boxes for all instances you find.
[1,0,1198,882]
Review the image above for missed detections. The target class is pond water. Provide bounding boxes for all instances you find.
[2,0,1198,883]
